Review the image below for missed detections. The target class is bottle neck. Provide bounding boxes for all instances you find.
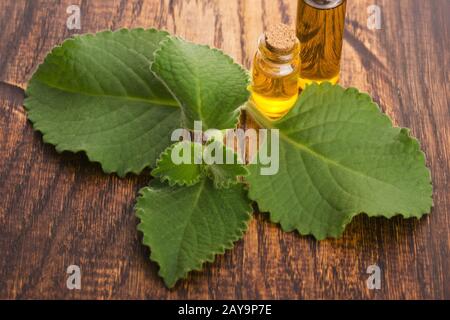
[257,34,299,64]
[303,0,344,10]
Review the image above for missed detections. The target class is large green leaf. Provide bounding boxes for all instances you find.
[151,37,250,130]
[136,179,252,288]
[246,83,432,239]
[24,29,180,176]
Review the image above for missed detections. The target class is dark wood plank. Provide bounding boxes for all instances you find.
[0,0,448,299]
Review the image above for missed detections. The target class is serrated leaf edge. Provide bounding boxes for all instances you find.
[150,35,250,130]
[246,83,433,240]
[205,165,250,189]
[151,142,204,187]
[135,182,253,288]
[23,28,173,177]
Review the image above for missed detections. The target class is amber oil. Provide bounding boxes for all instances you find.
[296,0,347,88]
[251,24,301,119]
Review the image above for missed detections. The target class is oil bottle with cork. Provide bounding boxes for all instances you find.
[250,0,347,119]
[250,24,301,119]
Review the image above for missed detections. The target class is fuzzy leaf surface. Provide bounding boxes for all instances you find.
[24,29,180,176]
[246,83,432,239]
[151,37,250,130]
[136,179,252,287]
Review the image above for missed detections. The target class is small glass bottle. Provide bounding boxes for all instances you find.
[251,24,301,119]
[296,0,347,88]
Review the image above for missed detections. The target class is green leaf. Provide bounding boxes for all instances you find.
[203,140,249,188]
[24,28,181,177]
[151,141,204,186]
[152,140,249,188]
[246,83,432,240]
[136,179,252,288]
[151,37,250,130]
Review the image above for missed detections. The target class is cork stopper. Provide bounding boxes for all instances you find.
[264,23,297,54]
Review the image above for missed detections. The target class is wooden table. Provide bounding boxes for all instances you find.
[0,0,448,300]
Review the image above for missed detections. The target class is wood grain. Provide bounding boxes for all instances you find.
[0,0,449,299]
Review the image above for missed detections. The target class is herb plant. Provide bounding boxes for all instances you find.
[24,29,432,288]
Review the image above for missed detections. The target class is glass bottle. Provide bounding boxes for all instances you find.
[296,0,347,88]
[251,24,301,119]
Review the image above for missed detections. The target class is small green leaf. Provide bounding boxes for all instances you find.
[152,140,249,188]
[151,37,250,130]
[136,179,252,288]
[151,141,204,186]
[246,83,432,240]
[24,29,180,176]
[203,141,249,188]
